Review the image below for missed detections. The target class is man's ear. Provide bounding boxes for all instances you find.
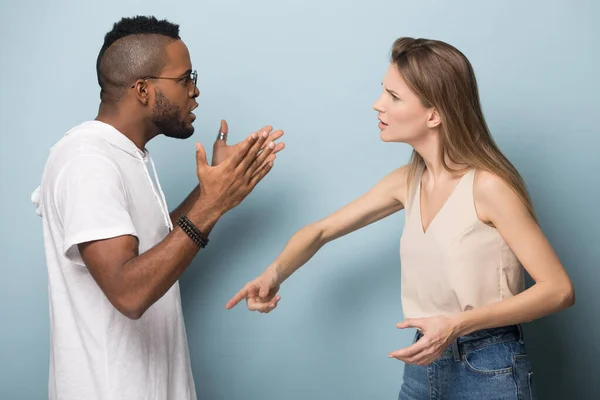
[133,80,151,105]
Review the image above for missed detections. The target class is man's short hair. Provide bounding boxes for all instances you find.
[96,16,180,103]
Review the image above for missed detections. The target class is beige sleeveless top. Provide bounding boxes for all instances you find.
[399,164,525,318]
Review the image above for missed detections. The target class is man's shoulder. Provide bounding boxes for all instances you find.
[38,122,124,192]
[48,121,118,168]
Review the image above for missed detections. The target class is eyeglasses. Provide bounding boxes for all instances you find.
[130,70,197,88]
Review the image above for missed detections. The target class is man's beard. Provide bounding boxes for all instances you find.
[151,90,194,139]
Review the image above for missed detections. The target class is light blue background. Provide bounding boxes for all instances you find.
[1,0,598,399]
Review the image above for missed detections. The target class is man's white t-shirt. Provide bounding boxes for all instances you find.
[32,121,196,400]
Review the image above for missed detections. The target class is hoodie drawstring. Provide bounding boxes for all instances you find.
[139,150,173,232]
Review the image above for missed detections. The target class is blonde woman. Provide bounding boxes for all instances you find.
[226,38,574,399]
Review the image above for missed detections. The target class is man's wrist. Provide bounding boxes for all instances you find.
[176,215,210,248]
[186,198,224,236]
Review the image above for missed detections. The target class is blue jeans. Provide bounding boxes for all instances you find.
[399,325,537,400]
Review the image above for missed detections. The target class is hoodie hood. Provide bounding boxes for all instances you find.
[31,120,148,218]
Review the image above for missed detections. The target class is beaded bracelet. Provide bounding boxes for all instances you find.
[176,215,209,248]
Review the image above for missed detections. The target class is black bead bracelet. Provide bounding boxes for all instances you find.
[176,215,209,248]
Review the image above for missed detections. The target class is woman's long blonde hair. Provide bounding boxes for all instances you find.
[392,37,536,219]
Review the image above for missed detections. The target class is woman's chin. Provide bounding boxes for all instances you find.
[380,130,399,142]
[380,129,415,144]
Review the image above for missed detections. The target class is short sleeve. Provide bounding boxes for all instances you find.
[55,154,137,260]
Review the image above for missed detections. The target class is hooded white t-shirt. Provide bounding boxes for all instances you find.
[32,121,196,400]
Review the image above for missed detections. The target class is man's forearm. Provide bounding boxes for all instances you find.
[118,198,222,318]
[170,185,200,224]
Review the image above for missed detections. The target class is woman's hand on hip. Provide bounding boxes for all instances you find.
[389,315,460,366]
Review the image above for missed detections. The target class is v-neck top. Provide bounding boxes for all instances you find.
[399,164,525,318]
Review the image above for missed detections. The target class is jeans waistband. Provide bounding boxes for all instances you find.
[416,324,523,362]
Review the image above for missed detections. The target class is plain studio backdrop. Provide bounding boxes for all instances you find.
[1,0,598,399]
